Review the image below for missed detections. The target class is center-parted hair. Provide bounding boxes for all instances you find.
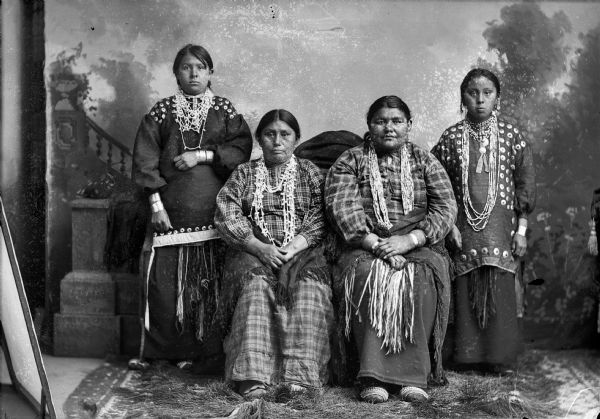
[366,96,412,125]
[255,109,301,140]
[460,68,501,104]
[172,44,214,74]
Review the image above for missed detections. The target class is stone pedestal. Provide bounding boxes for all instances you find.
[53,198,140,357]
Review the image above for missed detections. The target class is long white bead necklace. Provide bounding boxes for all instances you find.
[368,142,414,230]
[251,156,298,246]
[461,115,499,231]
[173,88,214,151]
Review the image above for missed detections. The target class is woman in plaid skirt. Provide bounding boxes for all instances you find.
[215,109,334,398]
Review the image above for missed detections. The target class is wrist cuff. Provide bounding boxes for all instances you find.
[517,225,527,236]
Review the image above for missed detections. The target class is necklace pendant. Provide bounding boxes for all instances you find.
[479,146,487,154]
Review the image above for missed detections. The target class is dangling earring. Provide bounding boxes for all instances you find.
[494,100,501,114]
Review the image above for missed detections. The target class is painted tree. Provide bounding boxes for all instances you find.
[479,2,571,155]
[91,53,157,149]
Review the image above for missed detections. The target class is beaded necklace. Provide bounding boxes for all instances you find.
[173,88,214,150]
[251,156,298,246]
[466,114,496,174]
[461,114,499,231]
[367,142,414,230]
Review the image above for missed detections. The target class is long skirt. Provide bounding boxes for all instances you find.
[453,266,522,365]
[142,244,223,361]
[336,253,439,388]
[222,249,334,388]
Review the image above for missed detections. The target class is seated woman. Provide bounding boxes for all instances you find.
[325,96,457,403]
[215,109,334,398]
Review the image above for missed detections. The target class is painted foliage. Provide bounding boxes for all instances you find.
[45,0,600,346]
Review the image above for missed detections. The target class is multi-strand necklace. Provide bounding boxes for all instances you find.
[461,114,499,231]
[173,88,214,150]
[367,142,414,230]
[251,156,298,246]
[466,114,496,174]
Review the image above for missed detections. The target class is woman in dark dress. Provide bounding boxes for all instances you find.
[326,96,457,403]
[130,44,252,369]
[432,68,536,373]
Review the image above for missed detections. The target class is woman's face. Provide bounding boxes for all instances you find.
[462,76,498,122]
[175,53,211,95]
[259,120,297,166]
[368,107,412,153]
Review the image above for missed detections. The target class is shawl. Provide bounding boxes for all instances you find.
[337,208,450,386]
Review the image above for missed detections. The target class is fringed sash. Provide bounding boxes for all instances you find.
[467,266,497,329]
[145,228,220,341]
[338,208,451,385]
[344,258,416,354]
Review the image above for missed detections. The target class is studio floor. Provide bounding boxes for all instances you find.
[3,350,600,418]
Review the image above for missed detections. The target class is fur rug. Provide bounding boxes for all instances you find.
[63,349,600,418]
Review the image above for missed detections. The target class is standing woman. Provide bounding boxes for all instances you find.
[432,68,536,372]
[215,109,333,398]
[131,44,252,368]
[326,96,457,403]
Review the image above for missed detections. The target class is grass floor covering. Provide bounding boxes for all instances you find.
[73,349,600,418]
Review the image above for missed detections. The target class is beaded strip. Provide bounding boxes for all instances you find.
[461,116,499,231]
[251,156,298,246]
[367,143,414,231]
[174,88,214,151]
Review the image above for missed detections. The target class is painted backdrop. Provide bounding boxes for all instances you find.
[45,0,600,347]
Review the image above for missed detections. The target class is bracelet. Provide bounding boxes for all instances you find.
[149,192,161,204]
[517,225,527,236]
[151,201,164,213]
[409,232,420,247]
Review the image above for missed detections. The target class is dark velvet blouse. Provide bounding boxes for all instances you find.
[432,118,536,275]
[132,94,252,230]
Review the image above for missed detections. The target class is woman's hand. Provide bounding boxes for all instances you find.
[385,254,407,270]
[281,235,309,262]
[246,238,288,270]
[373,235,413,259]
[447,225,462,251]
[173,151,200,171]
[151,209,173,233]
[512,233,527,258]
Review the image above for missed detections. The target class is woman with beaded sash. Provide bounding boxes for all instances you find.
[325,96,457,403]
[130,44,252,370]
[215,109,333,398]
[431,68,536,373]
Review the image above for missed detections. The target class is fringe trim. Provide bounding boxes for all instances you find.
[468,267,497,329]
[344,257,416,355]
[174,243,221,341]
[275,265,330,309]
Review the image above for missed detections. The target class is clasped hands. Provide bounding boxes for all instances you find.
[248,236,308,270]
[363,233,417,270]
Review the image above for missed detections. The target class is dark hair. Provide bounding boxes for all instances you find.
[255,109,301,140]
[173,44,213,89]
[460,68,501,110]
[173,44,214,74]
[366,95,412,124]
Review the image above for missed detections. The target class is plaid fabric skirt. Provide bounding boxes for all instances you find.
[222,248,334,388]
